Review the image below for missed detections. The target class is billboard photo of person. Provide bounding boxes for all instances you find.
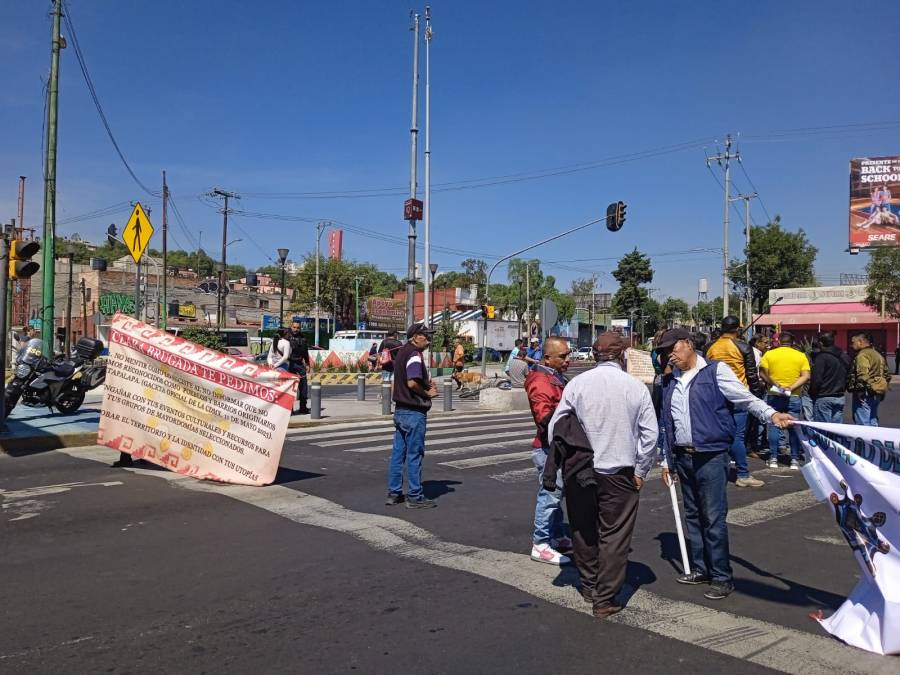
[849,157,900,248]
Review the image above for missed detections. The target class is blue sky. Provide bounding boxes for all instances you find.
[2,0,898,302]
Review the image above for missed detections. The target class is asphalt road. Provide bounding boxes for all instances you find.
[2,365,898,674]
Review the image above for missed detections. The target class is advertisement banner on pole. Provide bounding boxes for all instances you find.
[849,156,900,249]
[98,314,296,486]
[796,421,900,655]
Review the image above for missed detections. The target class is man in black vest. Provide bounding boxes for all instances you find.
[656,328,793,600]
[288,320,311,415]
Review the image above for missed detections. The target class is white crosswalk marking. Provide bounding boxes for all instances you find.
[346,431,534,454]
[727,490,820,527]
[489,468,535,483]
[285,411,532,438]
[429,438,534,457]
[312,421,534,447]
[439,451,533,469]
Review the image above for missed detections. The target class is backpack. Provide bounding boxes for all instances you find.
[379,348,393,366]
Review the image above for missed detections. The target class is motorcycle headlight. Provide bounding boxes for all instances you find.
[15,364,31,378]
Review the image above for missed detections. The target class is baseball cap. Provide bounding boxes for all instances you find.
[592,332,627,358]
[406,322,436,339]
[721,315,740,331]
[530,337,540,343]
[655,328,693,351]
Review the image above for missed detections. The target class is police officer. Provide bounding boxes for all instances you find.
[288,320,311,415]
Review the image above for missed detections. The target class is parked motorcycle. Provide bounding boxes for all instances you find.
[5,337,106,417]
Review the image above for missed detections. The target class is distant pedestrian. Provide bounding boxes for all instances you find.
[656,328,793,601]
[692,332,709,356]
[894,343,899,376]
[548,332,658,618]
[505,338,524,375]
[746,333,771,451]
[13,326,36,360]
[799,338,819,421]
[376,330,403,384]
[758,332,810,469]
[367,341,379,371]
[525,337,542,369]
[847,332,891,426]
[704,316,765,488]
[507,350,529,389]
[524,337,572,567]
[267,328,292,371]
[386,323,439,508]
[451,338,466,390]
[809,332,850,423]
[288,321,311,415]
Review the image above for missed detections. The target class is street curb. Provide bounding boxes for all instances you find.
[0,431,99,457]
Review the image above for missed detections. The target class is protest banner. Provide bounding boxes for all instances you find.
[625,348,656,384]
[98,314,297,486]
[796,421,900,655]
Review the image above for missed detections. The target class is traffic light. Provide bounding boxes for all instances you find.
[606,201,626,231]
[8,239,40,280]
[486,305,495,319]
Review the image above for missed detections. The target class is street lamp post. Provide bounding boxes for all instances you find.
[428,263,438,326]
[277,247,289,328]
[354,276,363,329]
[314,221,327,346]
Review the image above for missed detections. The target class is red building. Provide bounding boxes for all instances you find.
[392,286,479,321]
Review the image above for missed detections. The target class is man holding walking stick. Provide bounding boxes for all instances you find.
[655,328,794,601]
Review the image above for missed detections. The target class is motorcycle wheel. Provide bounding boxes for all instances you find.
[56,388,86,415]
[4,384,21,418]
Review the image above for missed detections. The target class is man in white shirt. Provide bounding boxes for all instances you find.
[549,332,658,618]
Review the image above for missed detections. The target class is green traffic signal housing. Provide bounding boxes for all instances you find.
[9,240,41,280]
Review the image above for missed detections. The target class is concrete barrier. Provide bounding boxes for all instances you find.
[479,387,529,411]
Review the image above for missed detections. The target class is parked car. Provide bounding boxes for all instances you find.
[573,346,594,361]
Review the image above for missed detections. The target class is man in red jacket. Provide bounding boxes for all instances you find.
[525,336,573,565]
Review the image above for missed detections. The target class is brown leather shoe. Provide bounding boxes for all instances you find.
[592,604,623,619]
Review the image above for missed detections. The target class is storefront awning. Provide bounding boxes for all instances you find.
[753,311,899,327]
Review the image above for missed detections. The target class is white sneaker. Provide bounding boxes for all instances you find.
[531,543,571,566]
[767,458,778,469]
[790,459,801,470]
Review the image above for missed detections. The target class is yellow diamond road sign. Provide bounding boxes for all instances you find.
[123,202,154,264]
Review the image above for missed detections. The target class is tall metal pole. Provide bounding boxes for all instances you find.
[280,263,286,326]
[406,12,420,326]
[64,252,73,355]
[41,0,63,356]
[314,221,325,346]
[161,171,168,330]
[525,262,531,336]
[80,278,88,337]
[134,259,142,320]
[423,7,432,326]
[354,276,362,329]
[0,238,9,430]
[211,189,238,331]
[722,135,731,316]
[745,195,752,326]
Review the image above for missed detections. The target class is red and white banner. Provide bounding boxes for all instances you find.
[98,314,297,486]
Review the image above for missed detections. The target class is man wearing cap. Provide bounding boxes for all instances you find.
[525,336,573,567]
[386,323,439,509]
[525,337,543,370]
[656,328,794,600]
[548,332,658,618]
[704,316,765,488]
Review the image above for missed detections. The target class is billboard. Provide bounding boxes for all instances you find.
[328,229,343,260]
[849,156,900,249]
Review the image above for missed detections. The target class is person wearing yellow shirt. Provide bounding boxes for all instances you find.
[758,332,810,469]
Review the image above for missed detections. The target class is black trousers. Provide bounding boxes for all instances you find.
[292,361,308,409]
[565,467,640,607]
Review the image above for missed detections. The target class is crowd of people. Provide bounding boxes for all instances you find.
[378,316,893,619]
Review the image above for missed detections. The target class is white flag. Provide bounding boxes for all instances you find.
[796,421,900,655]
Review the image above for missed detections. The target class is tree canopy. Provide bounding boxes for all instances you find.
[864,247,900,319]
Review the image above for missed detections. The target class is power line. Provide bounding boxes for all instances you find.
[62,2,159,198]
[736,157,773,224]
[57,200,133,225]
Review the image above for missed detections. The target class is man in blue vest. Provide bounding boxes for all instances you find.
[655,328,794,600]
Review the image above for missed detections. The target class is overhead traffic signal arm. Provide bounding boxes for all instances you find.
[9,240,41,280]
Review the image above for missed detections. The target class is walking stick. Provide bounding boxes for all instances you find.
[665,472,691,575]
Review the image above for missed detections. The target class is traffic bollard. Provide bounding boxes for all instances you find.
[443,378,453,412]
[311,382,322,420]
[381,382,392,415]
[357,373,366,401]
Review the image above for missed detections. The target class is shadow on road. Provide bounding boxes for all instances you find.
[550,560,657,608]
[654,531,687,574]
[273,466,326,484]
[423,479,462,500]
[731,554,846,610]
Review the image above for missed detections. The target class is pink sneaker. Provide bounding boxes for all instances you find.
[531,543,571,566]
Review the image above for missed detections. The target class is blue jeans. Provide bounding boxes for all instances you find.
[532,447,564,545]
[388,409,427,499]
[853,393,881,426]
[801,394,814,421]
[675,450,731,583]
[729,410,750,478]
[812,396,844,423]
[766,395,804,461]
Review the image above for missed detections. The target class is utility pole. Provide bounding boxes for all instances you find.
[314,221,327,346]
[354,276,363,329]
[423,7,433,326]
[591,273,597,341]
[64,252,73,354]
[209,188,238,331]
[41,0,63,356]
[161,171,169,330]
[706,134,739,317]
[405,11,421,327]
[731,192,757,326]
[525,262,530,337]
[80,277,88,337]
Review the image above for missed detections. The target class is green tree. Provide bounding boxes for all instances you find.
[864,247,900,319]
[179,327,225,351]
[728,217,817,313]
[610,248,654,317]
[661,297,690,327]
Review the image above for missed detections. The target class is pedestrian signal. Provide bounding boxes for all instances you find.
[486,305,496,319]
[9,240,40,280]
[606,201,626,231]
